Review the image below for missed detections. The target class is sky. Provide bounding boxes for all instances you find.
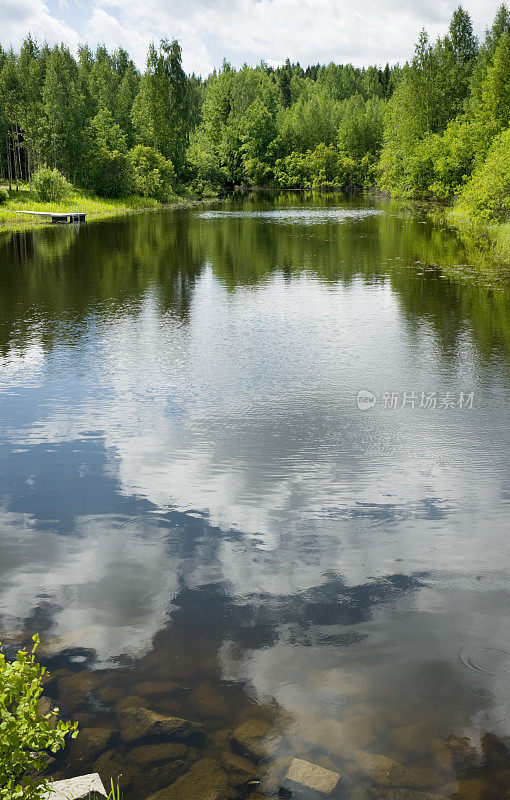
[0,0,505,77]
[0,0,501,75]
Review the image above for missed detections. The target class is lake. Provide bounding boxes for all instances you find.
[1,193,510,800]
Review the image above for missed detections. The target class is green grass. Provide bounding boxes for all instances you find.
[447,206,510,264]
[0,184,184,232]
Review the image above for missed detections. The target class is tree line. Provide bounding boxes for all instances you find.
[1,5,509,218]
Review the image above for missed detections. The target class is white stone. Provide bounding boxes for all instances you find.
[285,758,341,794]
[44,773,108,800]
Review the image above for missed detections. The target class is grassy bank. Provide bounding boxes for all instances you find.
[447,210,510,264]
[0,185,192,233]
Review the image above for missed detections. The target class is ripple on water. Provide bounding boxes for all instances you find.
[452,571,510,592]
[197,208,383,225]
[459,646,510,675]
[426,569,510,592]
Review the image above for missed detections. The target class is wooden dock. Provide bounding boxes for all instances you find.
[13,210,86,224]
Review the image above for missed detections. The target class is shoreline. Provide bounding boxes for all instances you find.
[0,191,210,235]
[1,188,508,267]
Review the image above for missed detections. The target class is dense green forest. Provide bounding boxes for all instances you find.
[1,4,509,222]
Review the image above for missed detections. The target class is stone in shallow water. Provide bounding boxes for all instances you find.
[57,671,101,710]
[354,751,417,789]
[231,718,279,762]
[127,741,189,766]
[118,706,204,743]
[145,757,235,800]
[386,721,432,757]
[65,726,114,764]
[142,759,188,793]
[93,748,139,792]
[222,752,258,787]
[44,773,107,800]
[441,778,488,800]
[132,681,180,697]
[38,695,58,728]
[96,684,124,703]
[191,679,230,718]
[371,790,443,800]
[114,694,146,712]
[316,716,376,754]
[284,758,341,795]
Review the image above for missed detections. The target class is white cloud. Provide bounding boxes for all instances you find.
[0,0,504,74]
[0,0,80,50]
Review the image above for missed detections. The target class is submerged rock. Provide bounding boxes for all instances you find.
[145,757,235,800]
[441,778,487,800]
[316,716,376,754]
[127,741,189,766]
[191,680,230,718]
[349,787,371,800]
[118,706,204,743]
[57,671,101,710]
[370,790,443,800]
[93,748,139,793]
[433,735,483,774]
[114,694,146,712]
[44,773,107,800]
[96,685,124,703]
[66,727,114,765]
[38,695,58,728]
[222,752,258,788]
[386,722,433,757]
[132,681,180,697]
[231,719,278,762]
[141,760,188,794]
[284,758,342,795]
[355,751,416,789]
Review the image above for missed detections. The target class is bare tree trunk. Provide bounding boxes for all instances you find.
[26,140,32,181]
[6,133,13,190]
[10,130,19,191]
[14,126,23,187]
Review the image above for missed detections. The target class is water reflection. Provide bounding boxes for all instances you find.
[1,195,510,799]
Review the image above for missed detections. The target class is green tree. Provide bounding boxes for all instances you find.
[337,95,385,160]
[129,144,175,199]
[480,31,510,128]
[454,126,510,218]
[132,39,192,178]
[240,97,277,184]
[89,148,133,197]
[40,45,86,180]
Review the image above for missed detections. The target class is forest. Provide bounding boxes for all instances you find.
[0,4,509,224]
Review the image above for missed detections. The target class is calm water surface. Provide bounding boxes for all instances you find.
[1,194,510,799]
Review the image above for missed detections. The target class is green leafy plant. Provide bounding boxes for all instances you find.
[0,634,78,800]
[129,144,175,200]
[0,187,9,204]
[88,149,134,198]
[30,167,72,202]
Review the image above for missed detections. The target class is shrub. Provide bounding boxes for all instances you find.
[0,634,78,800]
[308,143,339,189]
[0,187,9,204]
[454,127,510,220]
[273,151,312,188]
[129,145,175,200]
[30,167,72,202]
[89,149,134,198]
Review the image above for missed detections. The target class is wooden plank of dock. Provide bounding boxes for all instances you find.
[13,210,86,224]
